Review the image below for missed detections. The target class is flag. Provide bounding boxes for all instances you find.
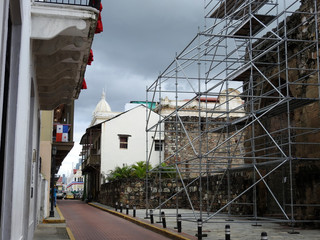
[82,78,87,89]
[56,125,69,142]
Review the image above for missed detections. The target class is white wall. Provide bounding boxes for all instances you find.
[0,1,42,239]
[100,106,162,179]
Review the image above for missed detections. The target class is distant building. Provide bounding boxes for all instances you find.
[90,90,120,126]
[67,168,84,193]
[152,89,245,178]
[56,177,64,192]
[157,89,244,117]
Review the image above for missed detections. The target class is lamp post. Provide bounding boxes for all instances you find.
[49,146,57,217]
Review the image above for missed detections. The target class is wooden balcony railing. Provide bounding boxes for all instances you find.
[82,154,100,169]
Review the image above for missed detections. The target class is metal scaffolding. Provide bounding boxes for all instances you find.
[146,0,320,233]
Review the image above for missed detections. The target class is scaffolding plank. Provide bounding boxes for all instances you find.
[209,98,317,133]
[259,98,318,117]
[210,0,268,19]
[234,14,276,36]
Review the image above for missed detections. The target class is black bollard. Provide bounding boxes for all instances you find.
[120,202,123,213]
[126,204,129,215]
[177,214,182,233]
[197,219,202,240]
[150,210,154,224]
[115,202,118,211]
[225,225,230,240]
[133,205,136,217]
[161,211,166,228]
[261,232,268,240]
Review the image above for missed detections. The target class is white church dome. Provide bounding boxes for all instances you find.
[90,90,115,126]
[94,90,112,114]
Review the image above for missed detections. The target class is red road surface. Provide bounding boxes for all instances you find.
[58,200,171,240]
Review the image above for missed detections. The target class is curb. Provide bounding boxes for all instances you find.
[88,203,192,240]
[66,227,76,240]
[42,205,66,224]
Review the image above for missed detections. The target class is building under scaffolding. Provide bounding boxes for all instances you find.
[146,0,320,233]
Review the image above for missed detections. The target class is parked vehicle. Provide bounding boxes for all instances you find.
[56,190,65,199]
[73,191,83,199]
[65,192,74,199]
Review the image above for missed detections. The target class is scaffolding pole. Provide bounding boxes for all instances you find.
[146,0,320,234]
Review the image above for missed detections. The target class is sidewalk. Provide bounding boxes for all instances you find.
[33,205,74,240]
[89,202,320,240]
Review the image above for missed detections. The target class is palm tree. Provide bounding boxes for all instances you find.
[132,161,152,179]
[107,164,133,181]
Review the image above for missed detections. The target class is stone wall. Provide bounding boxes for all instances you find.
[241,0,320,223]
[244,0,320,161]
[99,162,320,222]
[164,116,244,178]
[99,170,253,216]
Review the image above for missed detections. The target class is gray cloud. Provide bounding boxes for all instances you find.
[59,0,204,175]
[78,0,204,117]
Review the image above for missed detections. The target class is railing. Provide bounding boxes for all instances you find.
[34,0,101,10]
[82,154,100,169]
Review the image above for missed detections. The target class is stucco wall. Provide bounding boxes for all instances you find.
[100,106,162,181]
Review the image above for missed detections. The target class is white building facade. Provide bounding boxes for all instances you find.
[100,105,163,180]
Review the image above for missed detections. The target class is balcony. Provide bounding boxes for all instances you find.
[31,0,100,110]
[84,154,100,166]
[52,103,75,170]
[82,154,100,172]
[80,124,101,172]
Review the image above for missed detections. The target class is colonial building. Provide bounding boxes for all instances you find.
[81,95,162,201]
[151,89,245,178]
[0,0,101,239]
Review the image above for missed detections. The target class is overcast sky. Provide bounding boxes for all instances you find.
[58,0,205,175]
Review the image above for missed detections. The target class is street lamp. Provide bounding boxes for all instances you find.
[49,146,57,217]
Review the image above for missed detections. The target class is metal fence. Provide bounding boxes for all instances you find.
[34,0,101,10]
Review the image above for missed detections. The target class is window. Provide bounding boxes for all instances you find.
[155,140,163,151]
[118,134,131,149]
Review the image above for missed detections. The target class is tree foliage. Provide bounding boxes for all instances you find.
[132,161,151,179]
[107,161,152,182]
[150,162,176,178]
[107,161,177,182]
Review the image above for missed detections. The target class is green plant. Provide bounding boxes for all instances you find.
[107,164,133,181]
[132,161,152,179]
[150,162,176,179]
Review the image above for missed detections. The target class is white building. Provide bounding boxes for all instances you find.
[157,89,245,117]
[100,105,162,178]
[0,0,100,239]
[81,95,163,201]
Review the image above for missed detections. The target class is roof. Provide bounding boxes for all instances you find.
[81,104,157,145]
